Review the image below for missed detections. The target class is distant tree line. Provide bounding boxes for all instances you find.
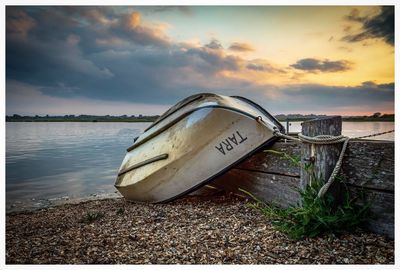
[6,114,160,122]
[275,112,394,122]
[6,112,394,122]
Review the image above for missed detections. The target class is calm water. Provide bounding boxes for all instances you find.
[281,121,395,140]
[6,121,394,211]
[6,122,150,211]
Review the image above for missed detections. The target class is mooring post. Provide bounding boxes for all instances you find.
[300,116,343,193]
[286,117,290,135]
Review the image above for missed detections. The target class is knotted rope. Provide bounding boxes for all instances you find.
[272,129,394,198]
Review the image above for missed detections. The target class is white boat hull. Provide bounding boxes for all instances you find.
[115,94,284,202]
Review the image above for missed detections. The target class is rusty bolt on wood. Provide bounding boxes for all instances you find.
[303,156,316,163]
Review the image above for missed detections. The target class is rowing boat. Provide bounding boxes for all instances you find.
[114,93,284,202]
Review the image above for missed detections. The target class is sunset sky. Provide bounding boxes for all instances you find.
[6,6,394,116]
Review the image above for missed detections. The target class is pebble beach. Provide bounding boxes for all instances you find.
[6,194,394,264]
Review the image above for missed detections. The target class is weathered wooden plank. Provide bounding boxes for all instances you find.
[235,140,394,191]
[236,142,301,177]
[211,168,301,208]
[342,140,394,191]
[348,186,394,239]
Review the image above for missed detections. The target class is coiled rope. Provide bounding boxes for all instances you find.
[272,129,394,198]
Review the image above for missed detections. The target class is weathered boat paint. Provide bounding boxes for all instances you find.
[115,93,284,203]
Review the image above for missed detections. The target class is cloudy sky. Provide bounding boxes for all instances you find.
[6,6,394,116]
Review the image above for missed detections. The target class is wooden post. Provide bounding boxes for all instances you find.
[300,116,342,192]
[286,118,290,134]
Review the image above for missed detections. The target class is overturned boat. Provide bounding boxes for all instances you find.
[115,93,284,203]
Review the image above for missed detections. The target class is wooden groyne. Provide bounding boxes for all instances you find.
[210,117,394,239]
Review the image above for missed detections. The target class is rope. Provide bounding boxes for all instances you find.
[274,132,301,142]
[298,133,348,144]
[317,137,349,197]
[272,129,394,198]
[353,129,395,139]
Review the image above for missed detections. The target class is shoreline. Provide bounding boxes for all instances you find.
[6,119,395,123]
[6,192,123,214]
[5,120,155,123]
[6,193,394,264]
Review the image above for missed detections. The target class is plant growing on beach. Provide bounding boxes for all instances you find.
[80,211,105,223]
[241,150,370,240]
[116,207,125,215]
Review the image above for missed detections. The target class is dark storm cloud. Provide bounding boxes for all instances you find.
[377,82,394,89]
[282,81,393,103]
[187,48,242,73]
[342,6,394,46]
[275,81,394,113]
[6,7,36,36]
[7,28,113,91]
[110,11,171,47]
[6,9,244,103]
[290,58,352,72]
[6,6,174,101]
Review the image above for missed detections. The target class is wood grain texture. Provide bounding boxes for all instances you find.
[236,142,301,177]
[349,186,394,238]
[233,140,394,191]
[342,140,394,191]
[211,168,301,208]
[300,116,342,189]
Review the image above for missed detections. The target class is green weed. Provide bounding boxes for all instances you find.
[80,211,105,223]
[116,207,125,215]
[242,150,370,240]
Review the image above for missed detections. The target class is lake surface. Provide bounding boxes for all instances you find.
[6,121,394,211]
[281,121,395,140]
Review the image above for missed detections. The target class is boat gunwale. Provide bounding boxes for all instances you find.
[230,95,285,133]
[143,94,208,133]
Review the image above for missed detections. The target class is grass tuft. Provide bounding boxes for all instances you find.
[242,150,371,240]
[116,207,125,215]
[80,211,105,223]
